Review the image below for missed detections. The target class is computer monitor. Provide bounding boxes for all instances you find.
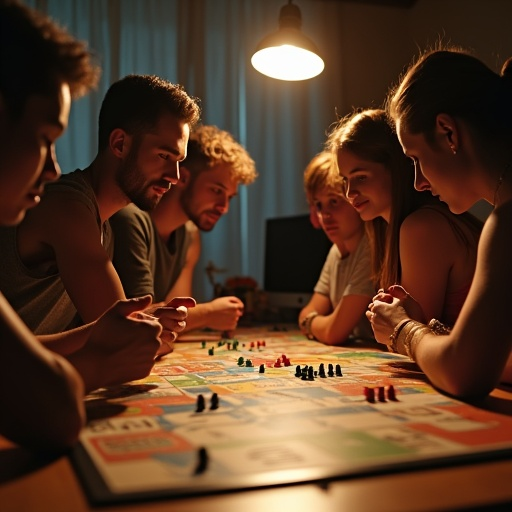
[264,214,332,310]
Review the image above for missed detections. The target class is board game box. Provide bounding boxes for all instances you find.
[72,326,512,505]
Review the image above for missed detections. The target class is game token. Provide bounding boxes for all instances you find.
[196,394,205,412]
[387,385,397,401]
[335,364,343,377]
[194,447,209,475]
[210,393,219,410]
[378,386,386,402]
[259,364,265,373]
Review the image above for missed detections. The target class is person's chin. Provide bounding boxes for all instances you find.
[199,222,215,232]
[1,208,26,226]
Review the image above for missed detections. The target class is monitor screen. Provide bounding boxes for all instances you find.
[264,214,332,310]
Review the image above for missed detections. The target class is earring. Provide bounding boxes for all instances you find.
[448,143,457,155]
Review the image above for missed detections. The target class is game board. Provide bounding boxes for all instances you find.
[72,326,512,505]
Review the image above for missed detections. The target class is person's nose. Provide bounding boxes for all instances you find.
[42,145,61,184]
[320,207,332,219]
[215,196,229,214]
[414,166,431,192]
[163,161,180,186]
[345,181,357,199]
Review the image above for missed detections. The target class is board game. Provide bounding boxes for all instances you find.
[72,326,512,505]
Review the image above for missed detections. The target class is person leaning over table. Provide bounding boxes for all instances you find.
[368,46,512,399]
[0,0,166,451]
[327,108,482,331]
[0,73,200,357]
[298,152,375,345]
[110,125,258,337]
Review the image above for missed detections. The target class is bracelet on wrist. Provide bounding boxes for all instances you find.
[428,318,451,335]
[388,319,412,353]
[300,311,319,340]
[397,320,433,361]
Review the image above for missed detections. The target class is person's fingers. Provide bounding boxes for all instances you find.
[166,296,197,308]
[387,285,408,300]
[116,295,154,316]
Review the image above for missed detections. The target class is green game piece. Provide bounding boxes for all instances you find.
[201,341,206,348]
[237,356,245,366]
[245,359,253,367]
[208,347,214,355]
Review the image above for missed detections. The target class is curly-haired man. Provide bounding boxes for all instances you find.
[111,124,258,335]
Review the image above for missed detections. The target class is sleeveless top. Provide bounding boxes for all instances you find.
[0,170,112,334]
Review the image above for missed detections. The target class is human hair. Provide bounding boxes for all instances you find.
[326,108,481,289]
[327,109,426,288]
[303,151,344,205]
[0,0,100,120]
[183,124,258,185]
[387,46,512,167]
[97,74,201,151]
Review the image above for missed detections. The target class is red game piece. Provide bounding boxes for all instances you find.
[378,386,386,402]
[387,385,397,401]
[274,358,282,368]
[365,387,375,403]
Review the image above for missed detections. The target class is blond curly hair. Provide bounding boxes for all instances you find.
[184,125,258,185]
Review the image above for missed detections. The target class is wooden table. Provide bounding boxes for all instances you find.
[2,327,512,512]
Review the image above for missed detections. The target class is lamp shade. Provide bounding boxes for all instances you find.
[251,2,324,81]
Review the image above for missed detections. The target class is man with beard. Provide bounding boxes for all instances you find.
[110,125,258,335]
[0,74,200,354]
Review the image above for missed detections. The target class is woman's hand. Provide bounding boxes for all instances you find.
[367,286,422,346]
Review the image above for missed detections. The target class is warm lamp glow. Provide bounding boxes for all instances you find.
[251,1,324,81]
[252,45,324,81]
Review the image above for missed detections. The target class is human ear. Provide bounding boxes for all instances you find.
[109,128,129,157]
[435,113,458,155]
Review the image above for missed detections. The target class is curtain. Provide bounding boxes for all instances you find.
[26,0,346,302]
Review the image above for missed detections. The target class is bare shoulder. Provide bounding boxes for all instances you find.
[400,207,453,242]
[480,201,512,257]
[18,189,102,264]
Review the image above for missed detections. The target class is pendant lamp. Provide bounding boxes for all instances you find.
[251,0,324,81]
